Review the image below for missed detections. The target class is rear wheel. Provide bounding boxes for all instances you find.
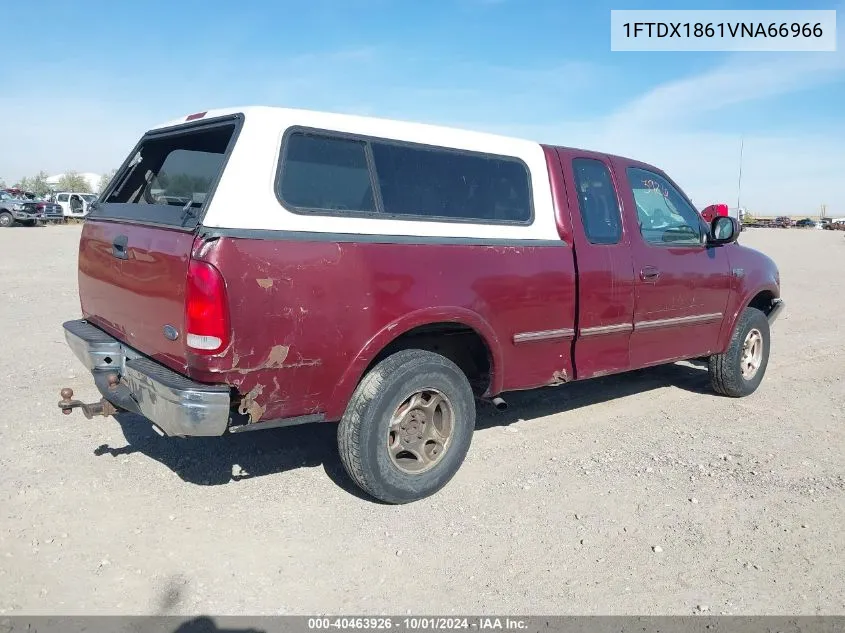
[338,349,476,504]
[0,212,13,228]
[709,307,770,397]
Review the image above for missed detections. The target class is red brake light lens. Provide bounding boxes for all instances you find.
[185,260,230,354]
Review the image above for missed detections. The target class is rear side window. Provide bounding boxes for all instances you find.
[57,194,68,202]
[277,129,532,225]
[371,143,531,222]
[279,134,375,213]
[94,121,238,227]
[571,158,622,245]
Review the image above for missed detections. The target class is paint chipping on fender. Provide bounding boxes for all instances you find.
[256,278,274,289]
[550,369,569,385]
[239,383,265,423]
[264,345,290,368]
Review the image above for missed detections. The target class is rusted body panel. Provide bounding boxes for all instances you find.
[187,235,577,421]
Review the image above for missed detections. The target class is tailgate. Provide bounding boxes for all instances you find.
[79,221,196,370]
[78,114,242,372]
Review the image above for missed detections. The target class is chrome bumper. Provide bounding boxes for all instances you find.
[63,319,231,437]
[768,298,785,324]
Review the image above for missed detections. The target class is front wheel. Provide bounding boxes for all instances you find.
[0,212,13,228]
[338,349,476,504]
[709,307,770,397]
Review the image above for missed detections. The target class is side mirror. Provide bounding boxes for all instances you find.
[709,216,740,245]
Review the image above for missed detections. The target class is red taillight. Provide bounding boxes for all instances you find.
[186,111,207,121]
[185,260,230,354]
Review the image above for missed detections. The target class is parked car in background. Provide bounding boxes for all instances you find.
[794,218,816,228]
[774,216,793,228]
[21,199,64,224]
[0,190,25,227]
[0,191,63,227]
[55,192,97,218]
[3,188,37,200]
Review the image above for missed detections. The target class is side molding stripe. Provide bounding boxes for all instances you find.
[579,323,633,337]
[634,312,723,331]
[513,328,576,344]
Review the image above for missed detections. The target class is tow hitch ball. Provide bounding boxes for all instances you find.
[58,386,118,419]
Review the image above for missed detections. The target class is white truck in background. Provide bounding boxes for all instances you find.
[54,192,97,218]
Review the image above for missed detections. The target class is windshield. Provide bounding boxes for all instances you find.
[81,194,96,202]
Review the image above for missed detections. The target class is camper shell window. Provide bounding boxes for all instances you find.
[277,128,533,226]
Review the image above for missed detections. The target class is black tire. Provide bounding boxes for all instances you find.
[337,349,476,504]
[709,307,770,397]
[0,212,13,228]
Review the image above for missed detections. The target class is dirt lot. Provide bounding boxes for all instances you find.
[1,224,843,616]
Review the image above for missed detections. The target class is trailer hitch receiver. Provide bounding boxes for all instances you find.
[58,387,119,419]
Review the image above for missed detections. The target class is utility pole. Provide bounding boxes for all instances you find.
[736,136,744,213]
[821,203,827,220]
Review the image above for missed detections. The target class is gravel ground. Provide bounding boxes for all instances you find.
[1,224,843,616]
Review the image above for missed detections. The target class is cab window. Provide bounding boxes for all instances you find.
[627,168,703,246]
[572,158,622,244]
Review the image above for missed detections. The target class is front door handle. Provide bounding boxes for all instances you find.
[640,266,660,282]
[112,234,128,260]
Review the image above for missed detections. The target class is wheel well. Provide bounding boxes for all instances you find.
[366,322,493,396]
[748,290,776,315]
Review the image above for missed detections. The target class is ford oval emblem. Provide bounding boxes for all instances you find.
[163,325,180,341]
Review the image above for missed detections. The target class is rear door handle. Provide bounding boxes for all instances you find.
[640,266,660,282]
[112,235,128,260]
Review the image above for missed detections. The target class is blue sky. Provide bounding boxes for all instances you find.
[1,0,843,215]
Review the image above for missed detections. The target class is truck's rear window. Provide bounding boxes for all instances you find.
[92,121,237,228]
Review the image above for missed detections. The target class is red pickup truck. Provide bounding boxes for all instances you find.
[59,107,784,503]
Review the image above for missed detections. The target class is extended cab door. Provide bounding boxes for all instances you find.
[614,160,731,367]
[555,149,636,380]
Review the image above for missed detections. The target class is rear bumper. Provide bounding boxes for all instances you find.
[63,319,231,437]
